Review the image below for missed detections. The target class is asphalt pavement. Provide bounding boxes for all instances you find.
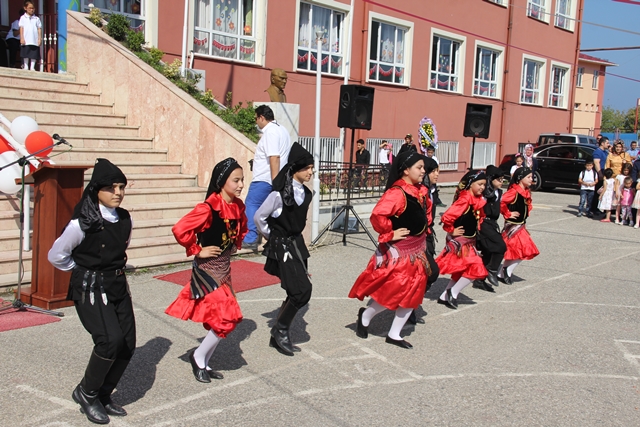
[1,188,639,427]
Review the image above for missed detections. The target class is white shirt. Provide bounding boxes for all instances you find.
[510,164,522,176]
[252,121,291,184]
[19,14,41,46]
[579,169,597,191]
[253,180,306,239]
[379,148,389,164]
[48,204,133,271]
[6,20,20,41]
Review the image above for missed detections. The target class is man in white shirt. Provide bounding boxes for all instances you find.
[244,105,291,249]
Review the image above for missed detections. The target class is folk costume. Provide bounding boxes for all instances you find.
[498,167,540,284]
[254,142,314,356]
[436,171,488,310]
[166,158,248,383]
[48,159,133,424]
[349,151,431,349]
[474,166,507,292]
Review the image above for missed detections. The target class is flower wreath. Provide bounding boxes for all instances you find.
[418,117,438,154]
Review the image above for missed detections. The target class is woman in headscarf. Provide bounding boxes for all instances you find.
[497,167,539,284]
[254,142,315,357]
[349,151,431,349]
[48,159,134,424]
[166,158,248,383]
[473,165,507,293]
[435,170,488,309]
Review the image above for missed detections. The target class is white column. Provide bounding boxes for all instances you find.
[311,30,324,240]
[180,0,189,77]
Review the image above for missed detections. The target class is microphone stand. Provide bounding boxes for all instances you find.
[0,139,71,317]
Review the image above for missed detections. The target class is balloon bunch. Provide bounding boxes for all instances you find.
[0,115,54,195]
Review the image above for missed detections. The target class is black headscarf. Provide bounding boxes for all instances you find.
[510,167,532,185]
[71,158,127,233]
[483,165,503,199]
[272,142,314,206]
[385,151,425,190]
[421,157,439,187]
[206,157,241,199]
[454,169,487,201]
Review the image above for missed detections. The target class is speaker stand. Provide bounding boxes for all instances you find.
[311,128,377,248]
[469,135,477,170]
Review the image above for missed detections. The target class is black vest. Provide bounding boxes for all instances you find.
[267,187,313,238]
[390,188,427,236]
[453,206,480,238]
[483,188,502,222]
[71,208,131,271]
[197,203,238,252]
[505,193,529,224]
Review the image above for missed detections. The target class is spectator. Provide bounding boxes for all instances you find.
[5,10,23,68]
[354,139,370,188]
[19,1,41,71]
[605,141,632,177]
[598,168,616,223]
[510,155,524,177]
[627,141,639,161]
[426,146,439,164]
[591,136,610,215]
[379,140,391,181]
[398,134,416,155]
[577,159,598,217]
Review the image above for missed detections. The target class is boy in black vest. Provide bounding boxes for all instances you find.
[49,158,134,425]
[254,143,314,356]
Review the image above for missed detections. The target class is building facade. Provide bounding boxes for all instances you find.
[571,53,616,136]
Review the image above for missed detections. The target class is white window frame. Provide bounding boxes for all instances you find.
[527,0,549,23]
[554,0,577,32]
[548,61,571,109]
[294,0,349,77]
[576,67,584,87]
[366,12,413,87]
[473,40,504,99]
[436,141,459,171]
[485,0,507,7]
[520,54,546,106]
[592,70,599,90]
[82,1,146,30]
[192,0,266,66]
[429,28,466,95]
[472,142,497,169]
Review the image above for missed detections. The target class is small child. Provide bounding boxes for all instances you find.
[632,178,640,228]
[19,1,41,71]
[577,159,598,217]
[598,168,616,223]
[613,163,632,224]
[619,176,635,225]
[510,155,524,176]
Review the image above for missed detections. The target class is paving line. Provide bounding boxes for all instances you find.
[614,340,640,377]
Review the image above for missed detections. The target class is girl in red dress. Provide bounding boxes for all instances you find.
[497,167,540,284]
[165,158,248,383]
[349,151,431,349]
[435,170,488,309]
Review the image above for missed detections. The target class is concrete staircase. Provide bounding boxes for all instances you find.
[0,68,204,289]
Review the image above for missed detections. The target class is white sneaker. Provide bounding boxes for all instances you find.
[635,225,639,229]
[615,220,622,225]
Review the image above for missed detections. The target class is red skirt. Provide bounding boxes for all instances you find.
[503,223,539,261]
[348,235,429,310]
[435,236,487,280]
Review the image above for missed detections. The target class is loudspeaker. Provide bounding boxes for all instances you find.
[463,103,492,139]
[337,85,375,130]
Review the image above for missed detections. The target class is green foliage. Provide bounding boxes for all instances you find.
[149,47,164,64]
[601,106,638,133]
[106,13,130,41]
[126,29,145,52]
[163,59,182,80]
[88,8,104,28]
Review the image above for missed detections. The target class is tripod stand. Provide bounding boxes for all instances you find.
[312,128,377,247]
[0,140,69,317]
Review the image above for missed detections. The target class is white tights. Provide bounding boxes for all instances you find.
[193,330,221,369]
[439,277,473,300]
[23,58,37,70]
[498,259,522,277]
[361,300,414,340]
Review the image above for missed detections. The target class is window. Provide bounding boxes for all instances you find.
[474,46,500,98]
[574,103,581,110]
[369,20,407,85]
[548,146,575,159]
[486,0,507,6]
[592,70,599,89]
[435,141,459,170]
[555,0,574,30]
[549,64,569,108]
[576,67,584,87]
[82,0,145,29]
[472,142,497,169]
[297,2,344,75]
[431,33,464,93]
[527,0,547,21]
[520,57,545,105]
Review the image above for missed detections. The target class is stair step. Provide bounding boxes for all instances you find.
[0,209,30,231]
[56,161,183,176]
[2,109,127,127]
[64,135,154,149]
[0,85,102,103]
[0,229,26,252]
[124,187,206,204]
[131,218,180,239]
[98,174,197,189]
[0,67,78,82]
[123,200,197,219]
[0,70,91,94]
[126,235,184,259]
[0,270,32,290]
[0,96,114,115]
[0,249,32,275]
[126,253,191,271]
[36,123,140,138]
[52,147,168,162]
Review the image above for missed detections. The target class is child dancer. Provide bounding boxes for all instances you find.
[614,163,632,224]
[166,158,247,383]
[19,1,41,71]
[619,176,635,225]
[254,143,314,356]
[48,159,134,424]
[498,167,540,284]
[598,168,615,223]
[510,155,524,177]
[435,170,488,309]
[474,165,507,293]
[349,151,430,349]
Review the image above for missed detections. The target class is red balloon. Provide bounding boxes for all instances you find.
[25,131,54,157]
[0,135,13,154]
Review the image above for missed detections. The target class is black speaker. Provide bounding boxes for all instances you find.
[463,103,492,139]
[337,85,375,130]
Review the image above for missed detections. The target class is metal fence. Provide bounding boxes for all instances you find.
[39,13,58,73]
[366,138,405,164]
[298,137,342,163]
[317,161,387,201]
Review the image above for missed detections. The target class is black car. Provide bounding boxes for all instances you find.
[499,143,595,191]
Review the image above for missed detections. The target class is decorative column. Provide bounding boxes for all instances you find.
[57,0,81,73]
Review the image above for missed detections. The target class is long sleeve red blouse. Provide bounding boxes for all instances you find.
[440,190,486,233]
[500,184,533,218]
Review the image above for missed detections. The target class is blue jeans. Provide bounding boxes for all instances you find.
[244,181,273,244]
[579,189,594,214]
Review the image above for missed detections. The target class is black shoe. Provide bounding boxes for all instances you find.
[447,288,458,308]
[99,358,130,417]
[270,300,299,356]
[73,385,110,425]
[206,367,224,380]
[101,397,127,417]
[385,336,413,349]
[437,296,456,310]
[189,351,211,383]
[356,307,368,339]
[473,279,495,293]
[407,309,425,325]
[436,202,447,208]
[269,336,301,353]
[499,267,513,285]
[486,269,499,288]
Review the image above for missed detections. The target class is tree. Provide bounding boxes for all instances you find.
[601,106,637,133]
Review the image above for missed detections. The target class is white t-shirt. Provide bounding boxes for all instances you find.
[379,148,389,164]
[252,121,291,184]
[6,20,20,41]
[19,14,41,46]
[579,169,597,191]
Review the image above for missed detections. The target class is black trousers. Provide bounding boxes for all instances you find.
[477,221,507,271]
[426,234,440,288]
[264,236,312,309]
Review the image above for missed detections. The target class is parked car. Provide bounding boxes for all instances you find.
[499,143,596,191]
[537,133,597,146]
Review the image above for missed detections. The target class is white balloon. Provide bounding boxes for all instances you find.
[10,116,39,145]
[0,151,24,195]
